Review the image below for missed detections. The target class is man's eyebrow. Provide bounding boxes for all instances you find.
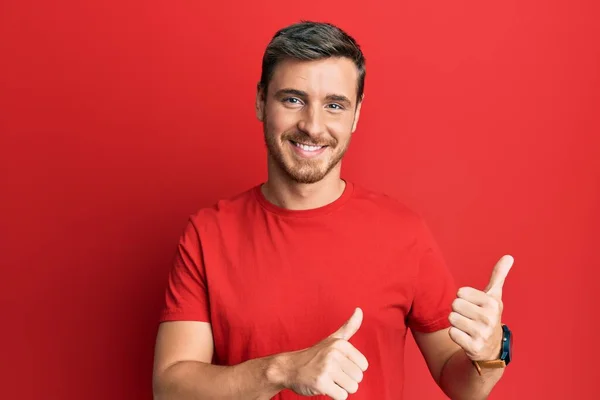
[274,88,308,98]
[325,94,352,105]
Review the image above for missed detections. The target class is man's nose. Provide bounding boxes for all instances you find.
[297,106,326,138]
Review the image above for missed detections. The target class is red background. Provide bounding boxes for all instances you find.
[1,1,598,399]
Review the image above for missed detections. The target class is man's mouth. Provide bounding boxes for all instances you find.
[290,140,327,152]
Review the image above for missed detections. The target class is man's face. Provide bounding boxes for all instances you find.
[256,57,362,184]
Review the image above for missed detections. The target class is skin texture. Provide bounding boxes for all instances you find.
[257,57,361,185]
[255,57,361,211]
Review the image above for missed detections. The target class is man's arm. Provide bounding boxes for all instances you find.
[413,328,504,400]
[412,255,515,399]
[152,321,283,400]
[152,309,369,400]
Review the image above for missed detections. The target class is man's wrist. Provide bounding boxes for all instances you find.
[472,325,503,362]
[264,353,290,391]
[482,342,503,362]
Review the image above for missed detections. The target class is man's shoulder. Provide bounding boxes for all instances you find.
[187,184,259,228]
[350,182,423,224]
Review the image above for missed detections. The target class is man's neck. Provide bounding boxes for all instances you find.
[261,168,346,211]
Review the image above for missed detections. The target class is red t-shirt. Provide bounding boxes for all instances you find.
[160,181,456,399]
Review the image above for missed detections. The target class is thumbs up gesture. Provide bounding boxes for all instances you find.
[448,255,514,361]
[280,308,369,400]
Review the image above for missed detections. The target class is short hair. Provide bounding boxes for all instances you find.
[259,21,366,102]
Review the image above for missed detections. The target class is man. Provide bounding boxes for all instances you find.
[152,21,513,400]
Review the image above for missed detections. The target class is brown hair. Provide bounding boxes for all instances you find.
[259,21,366,102]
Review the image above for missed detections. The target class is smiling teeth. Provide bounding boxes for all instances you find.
[294,142,323,152]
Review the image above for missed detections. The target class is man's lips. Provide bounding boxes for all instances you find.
[290,140,328,148]
[289,140,328,157]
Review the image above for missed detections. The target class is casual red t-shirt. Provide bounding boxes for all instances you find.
[160,181,456,399]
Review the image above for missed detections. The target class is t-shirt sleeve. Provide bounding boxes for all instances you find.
[159,217,211,323]
[406,218,457,333]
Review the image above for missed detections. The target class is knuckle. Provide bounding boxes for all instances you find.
[480,313,493,326]
[347,381,359,394]
[482,326,493,339]
[474,339,485,353]
[331,338,346,350]
[473,326,485,340]
[356,370,364,383]
[452,311,461,321]
[331,388,348,400]
[451,298,461,311]
[447,312,455,323]
[325,346,340,360]
[448,327,458,341]
[324,353,337,368]
[314,375,329,391]
[488,298,501,312]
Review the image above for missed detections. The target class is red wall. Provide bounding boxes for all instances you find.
[1,1,598,399]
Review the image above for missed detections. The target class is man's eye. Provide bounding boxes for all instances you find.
[328,103,344,110]
[283,97,302,104]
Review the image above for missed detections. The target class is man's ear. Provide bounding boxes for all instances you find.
[351,94,364,133]
[256,83,266,122]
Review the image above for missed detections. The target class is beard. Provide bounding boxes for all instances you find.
[263,122,351,184]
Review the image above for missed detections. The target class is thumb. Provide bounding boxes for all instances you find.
[484,255,514,298]
[330,308,363,341]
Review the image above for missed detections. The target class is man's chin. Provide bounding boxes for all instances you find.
[285,165,331,184]
[289,176,325,184]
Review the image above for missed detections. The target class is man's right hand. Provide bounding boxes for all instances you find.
[274,308,369,400]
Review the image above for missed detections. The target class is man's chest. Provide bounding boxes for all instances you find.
[202,224,419,362]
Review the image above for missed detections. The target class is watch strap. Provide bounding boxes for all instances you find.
[472,359,506,376]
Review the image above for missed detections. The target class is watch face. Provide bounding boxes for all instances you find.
[501,324,512,365]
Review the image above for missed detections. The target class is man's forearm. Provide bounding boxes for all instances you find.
[440,349,504,400]
[153,355,285,400]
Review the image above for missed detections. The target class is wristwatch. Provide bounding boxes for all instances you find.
[473,324,512,376]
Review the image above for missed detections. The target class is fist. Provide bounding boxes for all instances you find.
[448,255,514,361]
[281,308,369,400]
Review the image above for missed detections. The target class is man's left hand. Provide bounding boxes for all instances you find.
[448,255,514,361]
